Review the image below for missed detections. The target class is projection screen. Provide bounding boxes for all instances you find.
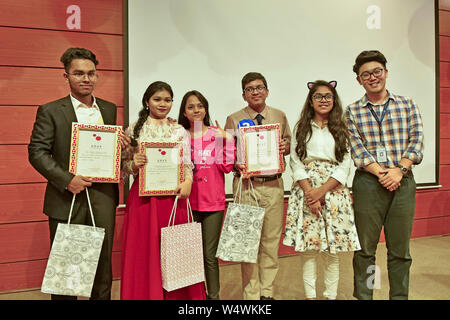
[126,0,438,194]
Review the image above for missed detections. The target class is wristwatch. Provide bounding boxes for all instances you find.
[398,165,409,176]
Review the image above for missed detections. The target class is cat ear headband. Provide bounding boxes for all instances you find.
[307,80,337,89]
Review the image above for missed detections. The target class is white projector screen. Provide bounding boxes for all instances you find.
[126,0,438,194]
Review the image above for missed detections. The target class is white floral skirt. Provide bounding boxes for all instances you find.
[283,160,361,253]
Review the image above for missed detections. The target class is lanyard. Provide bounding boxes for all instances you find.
[367,99,390,145]
[367,99,389,126]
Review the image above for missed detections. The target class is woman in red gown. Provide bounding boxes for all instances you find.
[120,81,206,300]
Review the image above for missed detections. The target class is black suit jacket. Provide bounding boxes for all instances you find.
[28,95,119,220]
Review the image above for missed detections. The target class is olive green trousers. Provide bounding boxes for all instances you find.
[352,170,416,300]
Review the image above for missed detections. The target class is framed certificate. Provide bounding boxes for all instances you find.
[139,142,184,196]
[239,123,284,176]
[69,123,122,183]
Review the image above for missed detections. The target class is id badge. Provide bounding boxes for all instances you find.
[376,147,387,163]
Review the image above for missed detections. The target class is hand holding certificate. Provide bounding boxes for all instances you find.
[239,123,284,176]
[69,123,122,183]
[139,142,184,196]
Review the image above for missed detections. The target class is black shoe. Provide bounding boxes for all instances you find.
[260,296,275,300]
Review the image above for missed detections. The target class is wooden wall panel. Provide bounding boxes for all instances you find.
[0,259,47,292]
[412,216,450,238]
[0,214,124,264]
[0,106,38,144]
[440,10,450,36]
[0,251,122,292]
[0,183,125,225]
[414,190,450,220]
[0,222,50,264]
[117,107,124,127]
[441,139,450,164]
[440,87,450,113]
[441,62,450,87]
[0,0,123,34]
[0,145,46,184]
[0,67,123,107]
[441,0,450,11]
[440,36,450,62]
[441,114,450,138]
[0,145,127,185]
[440,165,450,189]
[0,27,123,70]
[0,0,126,293]
[0,105,124,145]
[0,183,46,224]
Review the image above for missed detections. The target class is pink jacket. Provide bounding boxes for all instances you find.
[189,127,235,212]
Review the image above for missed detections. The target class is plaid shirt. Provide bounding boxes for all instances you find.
[345,91,424,169]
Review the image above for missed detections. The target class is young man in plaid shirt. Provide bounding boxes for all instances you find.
[345,50,424,300]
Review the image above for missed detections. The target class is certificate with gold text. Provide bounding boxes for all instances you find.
[139,142,183,196]
[239,124,284,176]
[69,123,122,183]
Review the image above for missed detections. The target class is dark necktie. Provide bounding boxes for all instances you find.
[255,113,263,125]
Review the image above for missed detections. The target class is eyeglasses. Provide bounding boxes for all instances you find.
[312,93,334,102]
[244,86,266,94]
[66,72,98,80]
[359,67,384,81]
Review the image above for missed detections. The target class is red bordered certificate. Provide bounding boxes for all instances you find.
[239,123,284,176]
[139,142,184,196]
[69,123,122,183]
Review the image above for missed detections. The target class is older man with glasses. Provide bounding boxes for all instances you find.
[345,50,424,300]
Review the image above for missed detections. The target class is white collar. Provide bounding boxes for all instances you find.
[70,93,99,109]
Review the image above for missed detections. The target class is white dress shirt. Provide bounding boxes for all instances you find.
[70,94,104,124]
[290,120,351,186]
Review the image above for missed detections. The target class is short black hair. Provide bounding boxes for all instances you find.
[241,72,268,91]
[353,50,387,75]
[60,47,98,72]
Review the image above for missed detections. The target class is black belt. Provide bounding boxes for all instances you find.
[234,173,282,182]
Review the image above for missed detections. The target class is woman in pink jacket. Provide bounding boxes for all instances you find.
[178,90,235,300]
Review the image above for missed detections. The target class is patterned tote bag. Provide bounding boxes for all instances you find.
[41,188,105,298]
[160,198,205,292]
[216,177,266,263]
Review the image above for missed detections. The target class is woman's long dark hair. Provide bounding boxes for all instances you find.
[294,80,349,163]
[177,90,211,129]
[129,81,173,147]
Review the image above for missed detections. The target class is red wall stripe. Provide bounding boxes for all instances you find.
[0,27,123,70]
[0,0,123,34]
[0,67,123,107]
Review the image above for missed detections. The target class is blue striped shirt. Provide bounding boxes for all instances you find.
[345,91,424,169]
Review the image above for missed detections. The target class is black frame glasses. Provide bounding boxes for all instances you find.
[359,67,384,81]
[312,93,334,102]
[243,86,266,94]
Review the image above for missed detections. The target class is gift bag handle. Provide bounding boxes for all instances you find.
[167,197,194,227]
[67,187,98,232]
[233,176,259,207]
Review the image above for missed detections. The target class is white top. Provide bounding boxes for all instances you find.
[122,119,193,179]
[289,120,351,186]
[70,93,103,124]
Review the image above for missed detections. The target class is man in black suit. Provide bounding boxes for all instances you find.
[28,47,128,300]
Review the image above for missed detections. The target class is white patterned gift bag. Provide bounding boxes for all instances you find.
[161,198,205,292]
[216,177,266,263]
[41,188,105,298]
